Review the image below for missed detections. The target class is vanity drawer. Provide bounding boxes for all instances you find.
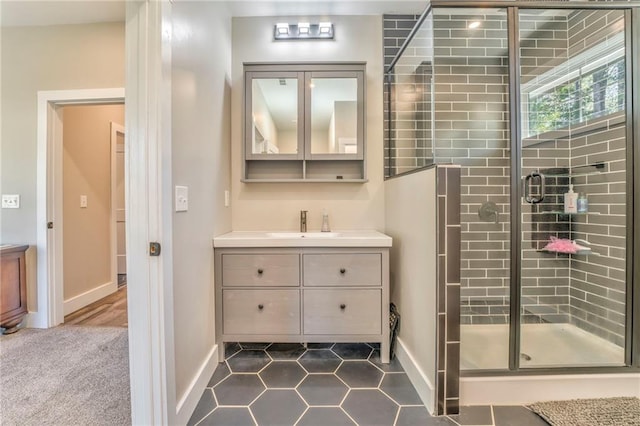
[303,289,381,335]
[303,254,381,286]
[223,289,300,335]
[222,254,299,287]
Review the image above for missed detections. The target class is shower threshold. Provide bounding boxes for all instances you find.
[461,323,624,370]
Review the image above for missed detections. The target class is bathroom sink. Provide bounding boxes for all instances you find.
[214,231,392,247]
[267,232,341,238]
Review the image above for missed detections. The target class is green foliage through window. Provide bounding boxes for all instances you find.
[527,57,625,136]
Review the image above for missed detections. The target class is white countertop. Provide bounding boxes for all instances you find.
[213,230,392,248]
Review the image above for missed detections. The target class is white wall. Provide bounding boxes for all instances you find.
[0,22,125,312]
[170,1,232,421]
[1,22,125,244]
[230,15,384,232]
[384,167,437,411]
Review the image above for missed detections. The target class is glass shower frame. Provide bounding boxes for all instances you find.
[387,1,640,374]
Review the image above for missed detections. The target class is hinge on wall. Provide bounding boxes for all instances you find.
[149,242,161,256]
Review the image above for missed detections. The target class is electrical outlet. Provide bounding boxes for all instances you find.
[224,190,230,207]
[80,195,88,208]
[1,194,20,209]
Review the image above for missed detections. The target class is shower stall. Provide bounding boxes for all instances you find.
[386,1,638,375]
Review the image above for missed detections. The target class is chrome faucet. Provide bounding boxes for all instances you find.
[300,210,308,232]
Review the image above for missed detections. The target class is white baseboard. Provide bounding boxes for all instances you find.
[461,373,640,406]
[23,312,47,329]
[175,344,219,425]
[63,281,117,316]
[395,337,435,414]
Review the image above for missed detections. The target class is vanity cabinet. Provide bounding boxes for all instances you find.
[243,63,366,182]
[215,247,390,362]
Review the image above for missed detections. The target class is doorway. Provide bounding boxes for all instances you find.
[35,88,125,328]
[52,103,127,327]
[57,104,126,325]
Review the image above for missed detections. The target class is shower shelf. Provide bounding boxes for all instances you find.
[538,248,594,256]
[530,210,597,215]
[542,162,607,177]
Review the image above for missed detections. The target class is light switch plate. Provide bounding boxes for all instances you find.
[224,190,230,207]
[175,186,188,212]
[1,194,20,209]
[80,195,88,208]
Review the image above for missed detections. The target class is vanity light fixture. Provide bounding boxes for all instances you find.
[298,22,311,35]
[273,22,334,40]
[276,23,289,36]
[319,22,332,35]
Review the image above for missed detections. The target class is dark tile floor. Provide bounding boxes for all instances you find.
[188,342,549,426]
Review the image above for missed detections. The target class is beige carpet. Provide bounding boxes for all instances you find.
[0,326,130,425]
[529,397,640,426]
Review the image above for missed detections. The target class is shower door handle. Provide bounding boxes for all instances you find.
[524,172,545,204]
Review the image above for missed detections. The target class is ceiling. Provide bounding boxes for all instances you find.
[1,0,426,27]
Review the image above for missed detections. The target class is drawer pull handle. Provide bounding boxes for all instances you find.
[340,268,346,274]
[258,304,264,310]
[340,304,346,310]
[257,268,264,274]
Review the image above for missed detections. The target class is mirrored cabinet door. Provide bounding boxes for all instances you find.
[245,71,304,159]
[243,63,367,182]
[305,71,364,160]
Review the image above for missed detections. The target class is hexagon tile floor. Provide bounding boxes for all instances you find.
[188,342,549,426]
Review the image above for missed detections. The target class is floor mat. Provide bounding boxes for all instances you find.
[529,397,640,426]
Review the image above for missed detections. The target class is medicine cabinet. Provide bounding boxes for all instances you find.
[243,63,366,182]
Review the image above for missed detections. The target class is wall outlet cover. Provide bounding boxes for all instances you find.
[1,194,20,209]
[80,195,88,208]
[175,186,188,212]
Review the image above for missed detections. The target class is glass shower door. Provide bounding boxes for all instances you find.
[430,7,512,371]
[518,9,628,367]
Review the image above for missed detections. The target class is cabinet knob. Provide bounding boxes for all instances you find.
[257,268,264,274]
[340,304,346,310]
[339,268,346,274]
[258,304,264,310]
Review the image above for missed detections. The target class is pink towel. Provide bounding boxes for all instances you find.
[542,237,588,254]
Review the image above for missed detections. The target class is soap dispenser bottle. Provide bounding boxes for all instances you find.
[321,209,331,232]
[564,184,578,214]
[577,193,588,213]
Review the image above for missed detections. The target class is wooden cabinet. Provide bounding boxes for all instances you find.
[1,245,29,333]
[243,63,367,182]
[215,247,389,362]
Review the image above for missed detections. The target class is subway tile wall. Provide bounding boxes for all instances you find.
[383,14,426,177]
[436,165,461,416]
[519,11,573,326]
[566,9,627,347]
[431,10,512,325]
[521,9,627,345]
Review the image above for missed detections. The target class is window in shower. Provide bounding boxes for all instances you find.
[519,9,627,368]
[523,33,626,137]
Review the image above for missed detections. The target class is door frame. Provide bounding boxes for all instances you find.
[111,122,126,285]
[35,88,125,328]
